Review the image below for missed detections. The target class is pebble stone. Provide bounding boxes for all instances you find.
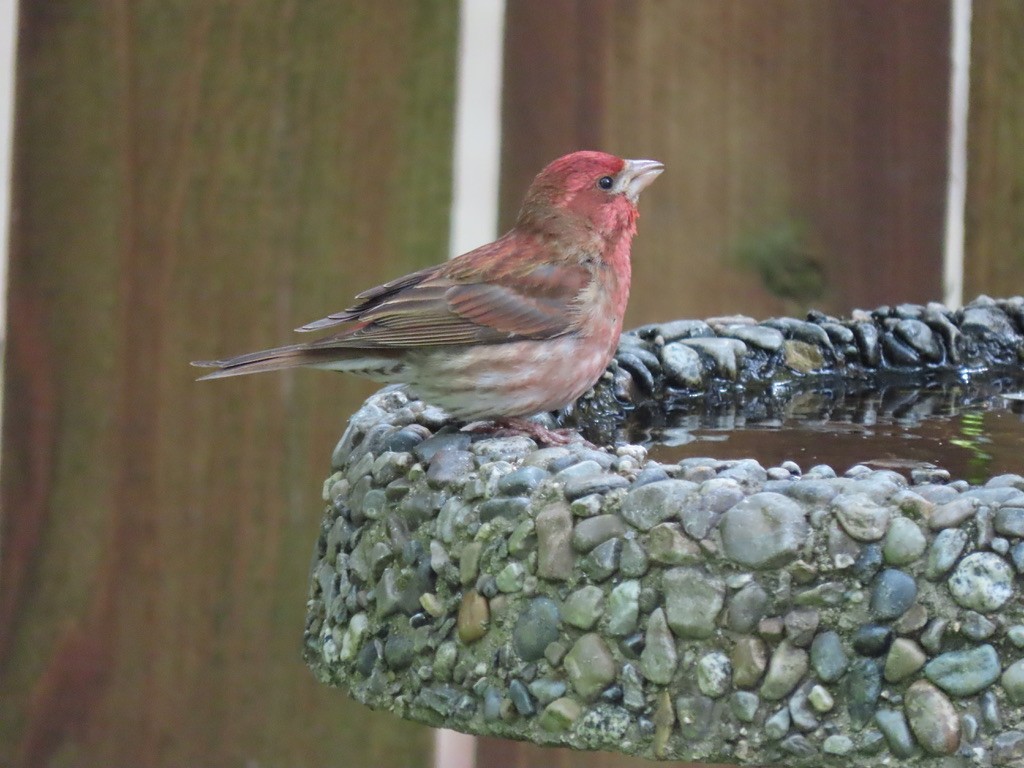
[605,580,640,636]
[875,708,917,758]
[947,552,1014,611]
[924,644,1001,696]
[564,633,616,701]
[562,586,605,630]
[760,642,808,701]
[536,502,573,581]
[696,652,732,698]
[640,608,678,685]
[884,638,927,682]
[726,581,769,633]
[905,680,961,755]
[870,568,917,620]
[1000,659,1024,704]
[730,690,760,722]
[882,517,926,565]
[925,527,968,579]
[513,597,560,661]
[731,636,768,689]
[810,630,849,682]
[833,494,891,541]
[719,493,809,568]
[663,567,724,639]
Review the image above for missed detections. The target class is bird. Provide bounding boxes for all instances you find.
[193,151,663,440]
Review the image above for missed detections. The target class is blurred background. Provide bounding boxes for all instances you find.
[1,1,1022,766]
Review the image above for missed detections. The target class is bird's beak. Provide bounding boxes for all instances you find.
[621,158,665,203]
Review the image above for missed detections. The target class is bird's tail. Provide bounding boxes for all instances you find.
[191,343,386,380]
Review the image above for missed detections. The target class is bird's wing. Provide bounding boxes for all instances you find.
[300,247,593,349]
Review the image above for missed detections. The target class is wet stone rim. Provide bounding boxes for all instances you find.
[305,299,1024,768]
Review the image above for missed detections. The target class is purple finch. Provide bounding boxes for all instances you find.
[194,151,663,425]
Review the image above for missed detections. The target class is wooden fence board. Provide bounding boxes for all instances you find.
[1,2,455,766]
[964,0,1024,298]
[501,0,949,328]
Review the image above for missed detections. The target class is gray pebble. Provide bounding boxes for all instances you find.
[810,630,849,682]
[948,552,1014,611]
[581,537,621,581]
[478,496,530,522]
[852,543,883,582]
[995,506,1024,537]
[563,471,629,501]
[508,678,535,716]
[884,637,927,682]
[883,517,926,565]
[605,580,640,636]
[661,341,704,387]
[822,734,854,756]
[1001,659,1024,704]
[619,537,649,578]
[413,434,473,462]
[779,733,816,757]
[845,658,882,728]
[961,610,997,640]
[572,514,628,552]
[853,624,893,657]
[726,581,769,633]
[535,501,573,581]
[730,690,760,723]
[760,641,808,701]
[1013,541,1024,573]
[783,609,819,648]
[425,450,475,489]
[675,694,715,740]
[874,708,917,758]
[870,568,917,620]
[765,706,791,740]
[664,567,725,639]
[564,633,616,701]
[472,436,537,463]
[731,636,768,689]
[981,690,1002,731]
[513,597,560,661]
[619,479,697,531]
[621,663,645,711]
[1008,625,1024,648]
[640,607,678,685]
[925,527,968,580]
[647,523,701,565]
[528,678,565,705]
[497,465,548,495]
[696,651,731,697]
[561,586,605,630]
[720,492,809,568]
[833,493,891,541]
[574,704,631,746]
[679,337,745,379]
[925,644,1001,696]
[928,496,979,529]
[787,681,819,731]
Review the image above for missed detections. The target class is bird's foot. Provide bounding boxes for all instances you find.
[462,418,591,448]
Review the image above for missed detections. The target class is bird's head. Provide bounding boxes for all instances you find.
[516,151,664,241]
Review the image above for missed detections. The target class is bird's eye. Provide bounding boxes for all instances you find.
[597,175,614,190]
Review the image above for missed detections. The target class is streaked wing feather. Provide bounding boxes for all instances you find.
[297,244,594,349]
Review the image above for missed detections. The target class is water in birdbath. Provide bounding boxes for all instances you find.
[631,374,1024,484]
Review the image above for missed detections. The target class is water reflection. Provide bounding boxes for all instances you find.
[613,374,1024,484]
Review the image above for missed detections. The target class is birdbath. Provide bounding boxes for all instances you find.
[304,296,1024,767]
